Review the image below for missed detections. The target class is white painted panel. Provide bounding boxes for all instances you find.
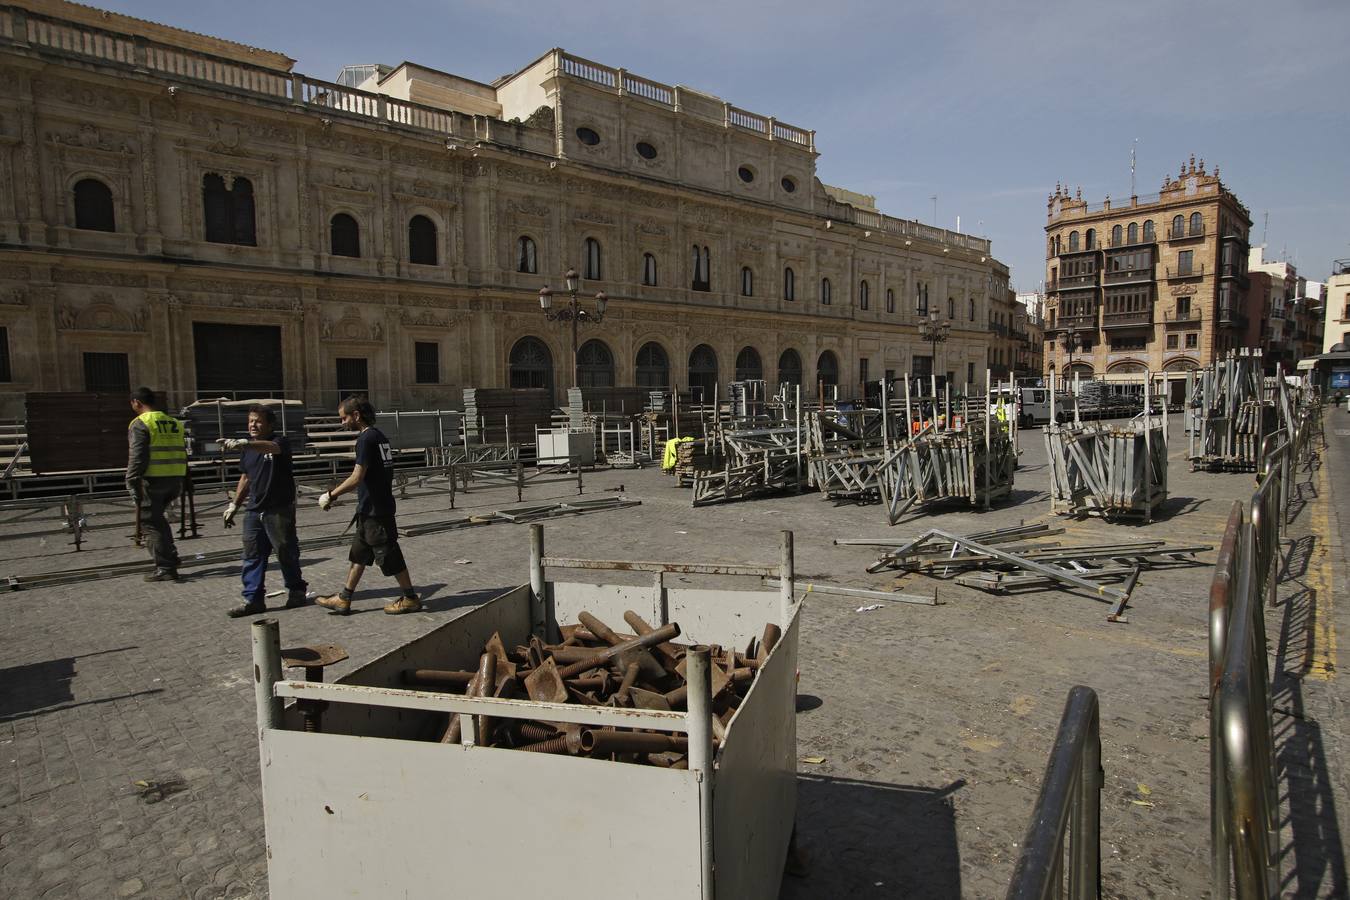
[713,606,800,900]
[666,587,782,649]
[262,729,703,899]
[550,581,664,632]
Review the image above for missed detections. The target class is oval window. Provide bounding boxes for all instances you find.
[737,166,755,183]
[576,127,601,146]
[635,141,657,160]
[780,176,796,193]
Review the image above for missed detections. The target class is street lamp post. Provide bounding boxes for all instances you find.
[539,268,609,389]
[917,310,951,387]
[1062,327,1083,377]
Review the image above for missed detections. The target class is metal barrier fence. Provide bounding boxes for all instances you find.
[1005,686,1102,899]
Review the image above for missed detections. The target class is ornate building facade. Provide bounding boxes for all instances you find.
[1042,158,1254,379]
[0,1,1004,416]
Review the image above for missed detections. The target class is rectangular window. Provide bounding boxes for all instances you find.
[1177,296,1191,315]
[1185,333,1198,349]
[1167,334,1178,349]
[83,352,130,394]
[414,342,440,384]
[912,354,932,377]
[1177,250,1194,276]
[859,358,869,387]
[336,357,369,400]
[967,362,975,385]
[0,327,9,382]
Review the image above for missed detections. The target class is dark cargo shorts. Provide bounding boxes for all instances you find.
[348,514,407,576]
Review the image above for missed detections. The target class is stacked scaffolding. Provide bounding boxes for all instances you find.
[1046,371,1169,522]
[876,418,1015,524]
[1187,350,1279,471]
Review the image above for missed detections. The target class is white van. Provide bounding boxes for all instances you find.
[1016,387,1071,427]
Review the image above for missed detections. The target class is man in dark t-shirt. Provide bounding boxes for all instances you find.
[220,406,309,618]
[315,395,421,616]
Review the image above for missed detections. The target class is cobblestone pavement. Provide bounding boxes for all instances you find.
[1,414,1346,898]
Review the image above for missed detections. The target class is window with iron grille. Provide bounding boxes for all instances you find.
[414,342,440,384]
[203,174,257,246]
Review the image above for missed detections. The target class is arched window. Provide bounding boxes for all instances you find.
[916,282,929,315]
[784,267,796,301]
[947,296,955,319]
[517,236,537,274]
[735,347,763,381]
[859,280,870,310]
[817,350,839,387]
[1111,224,1122,246]
[509,337,553,395]
[1085,228,1096,250]
[778,349,803,386]
[1127,222,1139,244]
[1171,215,1184,238]
[1143,220,1155,241]
[642,253,657,286]
[1068,231,1080,252]
[821,278,832,305]
[688,344,718,398]
[635,342,669,388]
[886,288,895,313]
[1190,212,1203,235]
[577,339,615,388]
[584,237,602,280]
[969,298,976,321]
[408,215,437,265]
[73,179,115,232]
[330,213,360,258]
[203,173,256,246]
[691,244,710,291]
[741,266,754,297]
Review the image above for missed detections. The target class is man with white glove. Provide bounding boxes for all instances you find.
[223,406,309,618]
[317,490,333,511]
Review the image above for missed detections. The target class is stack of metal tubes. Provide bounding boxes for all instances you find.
[400,610,780,768]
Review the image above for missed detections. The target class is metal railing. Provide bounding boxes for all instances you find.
[1166,264,1205,279]
[1005,686,1102,899]
[1207,393,1319,898]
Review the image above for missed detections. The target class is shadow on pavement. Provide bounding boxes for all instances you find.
[782,774,964,899]
[1271,577,1348,898]
[0,645,142,721]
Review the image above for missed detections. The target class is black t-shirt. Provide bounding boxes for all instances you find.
[240,435,296,511]
[354,426,396,517]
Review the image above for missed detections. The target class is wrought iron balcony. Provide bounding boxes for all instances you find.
[1101,309,1153,329]
[1168,226,1206,241]
[1165,264,1205,279]
[1103,268,1154,285]
[1057,272,1098,290]
[1164,308,1196,323]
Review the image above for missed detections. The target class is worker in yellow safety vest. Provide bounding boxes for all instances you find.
[126,386,187,582]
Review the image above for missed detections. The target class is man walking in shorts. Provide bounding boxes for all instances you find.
[315,395,421,615]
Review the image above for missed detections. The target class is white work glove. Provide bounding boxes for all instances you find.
[222,501,238,529]
[318,491,334,511]
[221,438,249,451]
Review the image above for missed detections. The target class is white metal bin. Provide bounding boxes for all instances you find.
[253,529,800,900]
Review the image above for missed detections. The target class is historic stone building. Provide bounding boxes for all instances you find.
[0,0,1003,416]
[1042,158,1254,379]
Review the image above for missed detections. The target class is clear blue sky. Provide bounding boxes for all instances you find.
[97,0,1350,288]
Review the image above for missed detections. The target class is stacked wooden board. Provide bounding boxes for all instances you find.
[462,388,554,445]
[25,393,136,473]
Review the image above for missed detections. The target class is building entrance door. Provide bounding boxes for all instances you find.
[336,358,369,401]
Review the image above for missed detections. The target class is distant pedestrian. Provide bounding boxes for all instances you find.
[315,396,421,615]
[221,406,309,618]
[126,387,186,582]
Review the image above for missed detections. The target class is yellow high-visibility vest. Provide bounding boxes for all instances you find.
[133,410,187,478]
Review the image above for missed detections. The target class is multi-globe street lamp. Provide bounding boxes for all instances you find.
[539,268,609,389]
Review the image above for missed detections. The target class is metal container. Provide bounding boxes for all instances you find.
[253,531,799,900]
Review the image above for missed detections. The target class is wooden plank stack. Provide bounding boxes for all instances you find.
[25,392,137,473]
[462,388,554,445]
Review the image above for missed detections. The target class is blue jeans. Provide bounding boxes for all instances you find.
[241,506,307,603]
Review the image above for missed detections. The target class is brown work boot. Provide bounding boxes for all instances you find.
[383,594,421,615]
[315,592,352,615]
